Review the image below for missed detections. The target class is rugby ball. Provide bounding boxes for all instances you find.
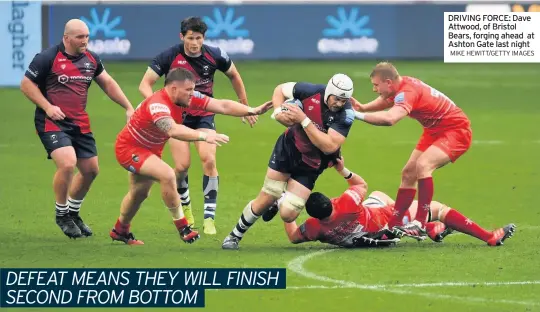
[281,98,303,111]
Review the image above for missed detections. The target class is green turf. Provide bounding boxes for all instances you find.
[1,60,540,311]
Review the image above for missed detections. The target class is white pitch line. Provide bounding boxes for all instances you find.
[286,280,540,289]
[287,249,539,307]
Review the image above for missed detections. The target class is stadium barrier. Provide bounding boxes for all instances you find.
[1,1,538,86]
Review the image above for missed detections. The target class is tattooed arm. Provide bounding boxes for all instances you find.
[155,117,229,145]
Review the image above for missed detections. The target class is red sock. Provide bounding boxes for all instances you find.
[173,218,188,230]
[415,177,434,226]
[444,209,492,242]
[388,188,416,228]
[115,219,130,234]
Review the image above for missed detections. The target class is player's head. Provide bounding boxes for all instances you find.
[63,19,89,55]
[369,62,401,99]
[180,17,208,55]
[164,68,196,107]
[325,74,354,112]
[305,192,333,220]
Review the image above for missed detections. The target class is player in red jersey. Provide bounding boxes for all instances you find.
[111,68,272,245]
[283,158,516,247]
[353,62,473,238]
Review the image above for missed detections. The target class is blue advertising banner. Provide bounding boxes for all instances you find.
[1,268,286,308]
[0,1,42,87]
[47,4,464,61]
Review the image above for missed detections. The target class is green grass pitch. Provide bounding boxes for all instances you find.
[1,60,539,311]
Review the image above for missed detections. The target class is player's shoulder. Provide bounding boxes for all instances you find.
[402,76,426,90]
[158,44,183,58]
[85,49,102,63]
[342,186,365,205]
[33,44,61,63]
[295,82,325,95]
[203,44,230,60]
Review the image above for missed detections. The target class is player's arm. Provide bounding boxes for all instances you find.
[270,82,297,127]
[155,117,229,145]
[333,157,368,190]
[204,98,273,117]
[20,52,65,120]
[94,70,134,120]
[354,96,393,112]
[223,63,248,106]
[284,221,310,244]
[139,48,172,98]
[139,68,161,99]
[224,63,258,127]
[354,105,408,126]
[282,103,350,154]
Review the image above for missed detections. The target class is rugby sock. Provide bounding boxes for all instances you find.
[177,175,191,207]
[443,209,492,242]
[203,175,218,220]
[168,203,185,221]
[387,188,416,228]
[114,218,130,234]
[415,177,434,226]
[230,201,260,240]
[55,202,69,217]
[67,197,83,215]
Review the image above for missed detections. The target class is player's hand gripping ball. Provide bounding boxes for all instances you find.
[280,98,303,112]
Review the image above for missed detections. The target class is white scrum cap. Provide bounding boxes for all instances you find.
[325,73,353,103]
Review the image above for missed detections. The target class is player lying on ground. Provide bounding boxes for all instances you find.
[281,158,516,248]
[139,17,256,234]
[222,74,357,250]
[111,68,272,245]
[353,62,473,239]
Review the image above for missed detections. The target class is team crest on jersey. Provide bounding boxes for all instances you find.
[149,103,171,115]
[394,92,405,104]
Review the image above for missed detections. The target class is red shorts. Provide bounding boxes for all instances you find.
[115,139,163,174]
[362,196,412,231]
[416,127,472,162]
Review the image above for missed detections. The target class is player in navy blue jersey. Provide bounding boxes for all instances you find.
[222,74,357,250]
[138,17,255,235]
[20,19,134,239]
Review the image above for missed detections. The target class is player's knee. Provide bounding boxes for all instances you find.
[279,192,306,223]
[201,156,217,173]
[57,160,77,173]
[416,159,432,175]
[174,164,190,176]
[261,177,287,198]
[401,166,417,184]
[132,189,150,203]
[82,166,99,180]
[159,168,177,188]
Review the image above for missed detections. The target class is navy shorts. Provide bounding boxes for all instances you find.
[183,114,216,130]
[268,134,323,190]
[38,131,97,159]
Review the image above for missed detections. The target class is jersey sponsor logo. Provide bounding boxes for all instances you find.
[203,8,254,55]
[149,103,171,115]
[81,8,131,55]
[196,78,212,86]
[318,7,379,55]
[26,69,38,77]
[345,189,362,206]
[58,74,92,84]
